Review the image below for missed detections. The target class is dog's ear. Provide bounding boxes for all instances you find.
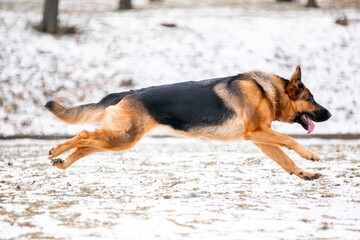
[286,65,304,99]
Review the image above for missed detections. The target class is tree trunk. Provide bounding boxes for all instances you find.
[40,0,59,34]
[119,0,132,10]
[305,0,319,8]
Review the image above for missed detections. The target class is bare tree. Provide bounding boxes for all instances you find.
[276,0,319,8]
[39,0,59,34]
[305,0,319,8]
[119,0,132,10]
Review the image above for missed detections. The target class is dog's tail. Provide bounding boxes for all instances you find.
[44,101,107,124]
[45,92,130,124]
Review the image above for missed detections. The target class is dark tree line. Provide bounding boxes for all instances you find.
[40,0,319,34]
[276,0,318,8]
[119,0,161,10]
[39,0,163,33]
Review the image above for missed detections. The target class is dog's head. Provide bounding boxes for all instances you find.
[284,66,332,134]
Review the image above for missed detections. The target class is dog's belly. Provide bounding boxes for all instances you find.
[189,117,245,140]
[150,118,244,141]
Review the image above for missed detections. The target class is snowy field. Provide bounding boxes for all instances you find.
[0,137,360,239]
[0,0,360,136]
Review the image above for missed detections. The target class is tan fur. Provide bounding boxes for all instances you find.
[49,101,104,124]
[49,98,158,169]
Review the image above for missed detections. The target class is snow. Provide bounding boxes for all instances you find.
[0,0,359,136]
[0,137,360,239]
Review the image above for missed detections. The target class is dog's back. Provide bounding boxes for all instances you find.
[135,78,238,131]
[45,75,240,128]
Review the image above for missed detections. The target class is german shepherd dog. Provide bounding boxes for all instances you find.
[45,66,331,181]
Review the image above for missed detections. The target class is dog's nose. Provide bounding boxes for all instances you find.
[321,109,332,121]
[326,110,332,119]
[313,108,332,122]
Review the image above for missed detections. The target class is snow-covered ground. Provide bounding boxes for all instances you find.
[0,0,359,137]
[0,137,359,239]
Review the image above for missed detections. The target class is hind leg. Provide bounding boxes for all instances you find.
[48,129,112,159]
[51,147,104,170]
[48,127,147,159]
[48,98,157,168]
[48,128,147,169]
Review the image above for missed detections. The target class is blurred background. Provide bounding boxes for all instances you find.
[0,0,359,137]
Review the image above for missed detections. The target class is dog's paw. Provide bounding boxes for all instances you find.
[48,147,62,160]
[48,148,55,159]
[303,172,322,181]
[296,170,322,181]
[50,158,63,166]
[302,150,320,161]
[50,158,67,170]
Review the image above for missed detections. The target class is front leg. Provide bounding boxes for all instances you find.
[254,143,321,181]
[243,127,319,161]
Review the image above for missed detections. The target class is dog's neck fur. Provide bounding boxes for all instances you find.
[274,78,296,123]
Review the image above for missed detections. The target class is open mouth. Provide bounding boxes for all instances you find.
[296,113,315,134]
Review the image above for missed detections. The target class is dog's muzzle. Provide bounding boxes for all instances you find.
[312,108,332,122]
[295,107,331,134]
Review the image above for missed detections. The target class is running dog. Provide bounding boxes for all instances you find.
[45,66,331,180]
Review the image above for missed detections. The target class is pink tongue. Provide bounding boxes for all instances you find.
[305,115,315,134]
